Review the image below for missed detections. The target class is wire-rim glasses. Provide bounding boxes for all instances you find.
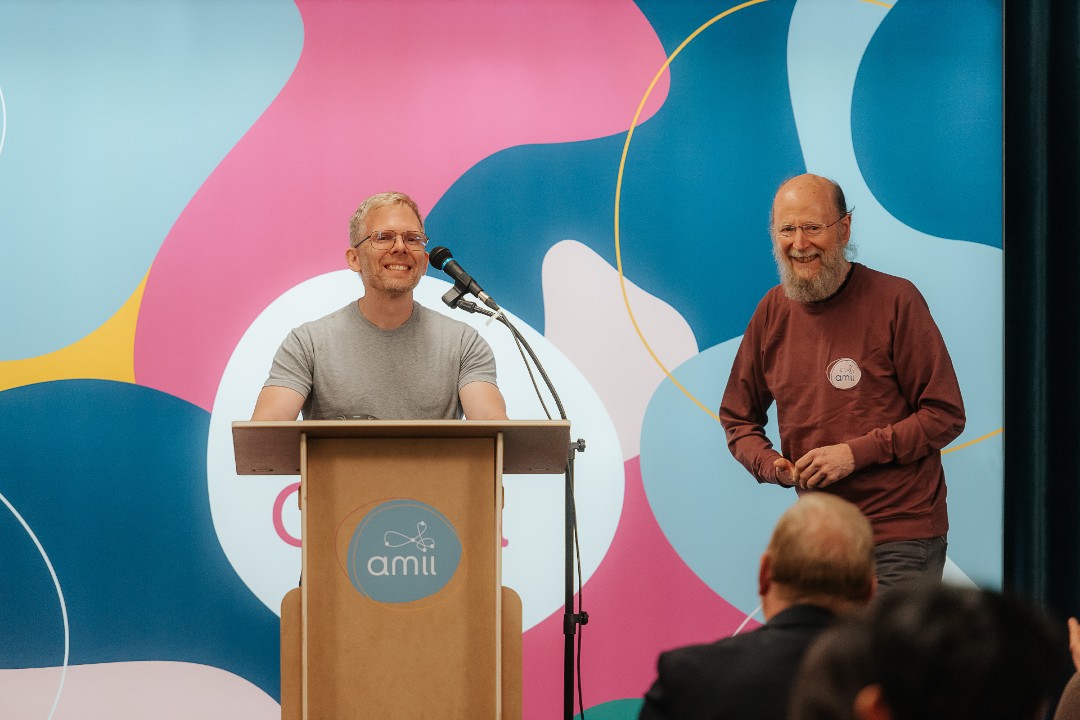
[775,210,852,238]
[354,230,428,250]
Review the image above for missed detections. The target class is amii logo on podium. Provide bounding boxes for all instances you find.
[345,499,463,604]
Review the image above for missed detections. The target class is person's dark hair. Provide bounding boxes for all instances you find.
[825,177,848,219]
[869,584,1062,720]
[791,583,1065,720]
[788,620,870,720]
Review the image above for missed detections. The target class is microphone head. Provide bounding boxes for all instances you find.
[428,246,452,270]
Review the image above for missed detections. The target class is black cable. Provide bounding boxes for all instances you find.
[571,452,586,719]
[451,298,585,717]
[456,302,565,419]
[495,314,566,420]
[508,322,553,420]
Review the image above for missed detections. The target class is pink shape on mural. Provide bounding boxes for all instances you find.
[0,661,279,719]
[135,0,669,410]
[273,481,301,547]
[520,457,754,718]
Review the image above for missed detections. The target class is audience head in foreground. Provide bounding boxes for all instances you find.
[760,491,876,617]
[789,583,1064,720]
[638,494,874,720]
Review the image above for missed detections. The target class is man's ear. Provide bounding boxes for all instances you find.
[346,246,362,273]
[840,213,852,243]
[854,684,892,720]
[758,552,772,598]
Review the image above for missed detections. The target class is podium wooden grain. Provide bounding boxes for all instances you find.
[235,421,568,720]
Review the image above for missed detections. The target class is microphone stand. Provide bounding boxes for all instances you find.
[442,283,589,720]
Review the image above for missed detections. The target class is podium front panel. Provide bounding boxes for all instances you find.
[302,436,501,718]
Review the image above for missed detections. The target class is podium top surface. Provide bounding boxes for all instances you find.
[232,419,571,475]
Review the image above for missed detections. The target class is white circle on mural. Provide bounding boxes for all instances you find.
[206,271,623,631]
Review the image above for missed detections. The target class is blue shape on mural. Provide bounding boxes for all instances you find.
[0,380,279,699]
[0,0,303,360]
[634,0,792,56]
[428,0,804,350]
[852,1,1002,246]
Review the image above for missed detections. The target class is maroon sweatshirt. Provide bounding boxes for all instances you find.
[719,263,966,544]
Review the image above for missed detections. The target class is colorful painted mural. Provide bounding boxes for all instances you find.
[0,1,1002,717]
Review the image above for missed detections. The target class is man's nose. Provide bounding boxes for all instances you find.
[791,230,812,250]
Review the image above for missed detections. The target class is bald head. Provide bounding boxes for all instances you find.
[770,174,853,302]
[764,493,875,610]
[771,174,847,225]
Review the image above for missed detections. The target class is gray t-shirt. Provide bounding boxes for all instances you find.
[263,301,498,420]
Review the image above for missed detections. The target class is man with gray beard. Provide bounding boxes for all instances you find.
[718,174,966,589]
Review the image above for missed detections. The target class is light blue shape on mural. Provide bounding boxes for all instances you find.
[0,0,302,359]
[641,332,1003,613]
[641,338,793,616]
[941,434,1003,589]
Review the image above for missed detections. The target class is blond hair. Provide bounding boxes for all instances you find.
[348,191,424,246]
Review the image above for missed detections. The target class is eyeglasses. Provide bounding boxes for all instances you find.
[354,230,428,250]
[775,211,851,238]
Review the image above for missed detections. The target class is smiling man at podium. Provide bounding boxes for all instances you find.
[251,191,508,422]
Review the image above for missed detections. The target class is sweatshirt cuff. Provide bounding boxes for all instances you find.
[760,451,789,485]
[846,435,881,471]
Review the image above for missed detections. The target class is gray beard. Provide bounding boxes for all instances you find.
[774,241,851,303]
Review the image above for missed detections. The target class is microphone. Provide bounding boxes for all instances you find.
[428,246,500,311]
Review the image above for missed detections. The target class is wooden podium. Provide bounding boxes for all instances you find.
[233,420,570,720]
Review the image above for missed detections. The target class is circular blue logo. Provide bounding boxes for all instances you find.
[346,499,462,603]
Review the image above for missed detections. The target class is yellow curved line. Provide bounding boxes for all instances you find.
[942,427,1002,454]
[615,0,768,424]
[613,0,998,460]
[0,273,147,392]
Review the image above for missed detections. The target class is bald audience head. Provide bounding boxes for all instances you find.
[759,493,875,617]
[638,493,876,720]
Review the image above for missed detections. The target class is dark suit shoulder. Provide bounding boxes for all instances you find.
[642,606,835,720]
